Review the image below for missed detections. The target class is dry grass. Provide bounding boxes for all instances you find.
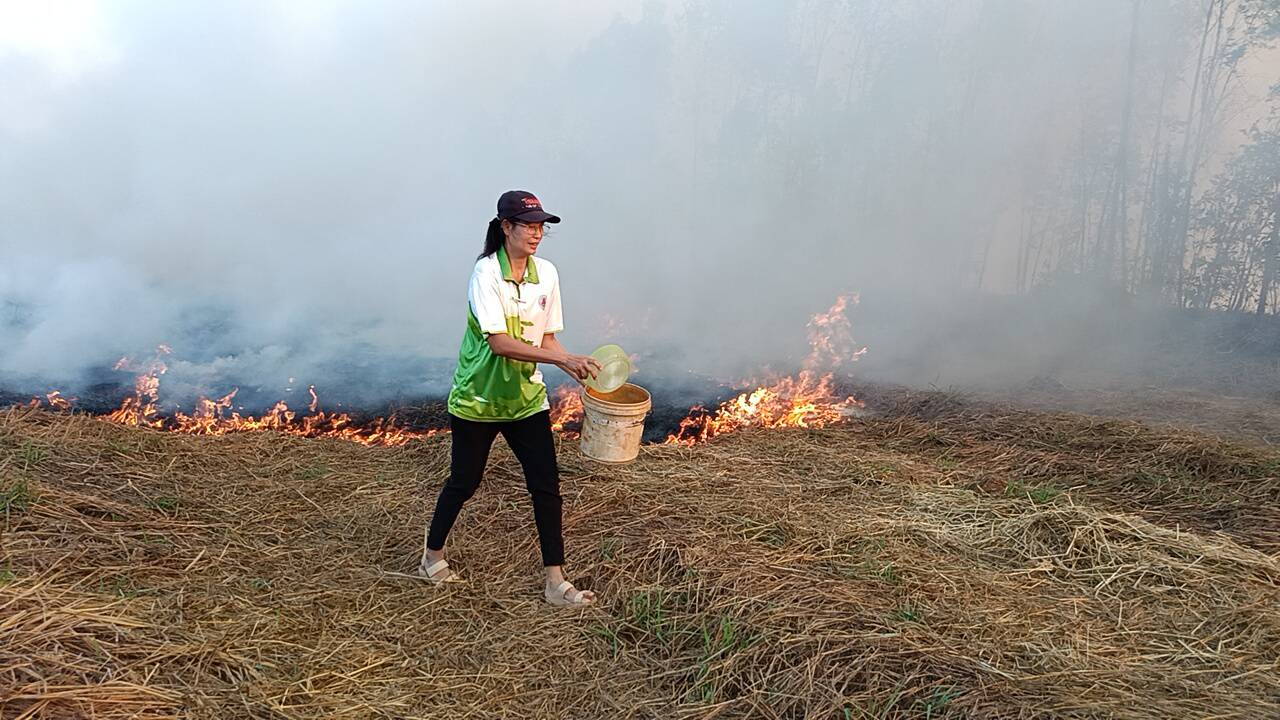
[983,380,1280,448]
[2,395,1278,719]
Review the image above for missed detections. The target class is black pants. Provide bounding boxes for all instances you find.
[425,410,564,566]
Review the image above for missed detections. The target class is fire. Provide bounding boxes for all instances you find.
[25,295,865,449]
[665,293,867,445]
[44,391,74,411]
[29,347,598,448]
[106,347,170,427]
[41,346,441,447]
[549,385,584,438]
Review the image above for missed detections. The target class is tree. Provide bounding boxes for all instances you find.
[1187,120,1280,313]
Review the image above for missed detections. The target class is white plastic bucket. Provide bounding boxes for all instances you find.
[579,383,651,464]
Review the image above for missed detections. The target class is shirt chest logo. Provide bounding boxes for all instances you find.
[506,288,547,318]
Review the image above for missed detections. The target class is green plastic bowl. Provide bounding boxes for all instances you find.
[584,344,631,394]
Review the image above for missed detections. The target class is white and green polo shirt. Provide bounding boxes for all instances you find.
[447,246,564,421]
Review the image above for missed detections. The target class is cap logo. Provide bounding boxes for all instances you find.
[521,197,541,209]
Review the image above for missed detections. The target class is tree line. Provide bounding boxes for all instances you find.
[1012,0,1280,314]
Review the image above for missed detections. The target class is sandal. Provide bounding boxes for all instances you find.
[545,580,595,607]
[418,557,463,585]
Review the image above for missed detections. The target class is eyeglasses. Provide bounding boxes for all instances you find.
[512,221,546,235]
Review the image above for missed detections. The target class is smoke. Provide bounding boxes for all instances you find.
[1,1,1270,408]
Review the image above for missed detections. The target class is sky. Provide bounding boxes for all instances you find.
[2,0,1275,409]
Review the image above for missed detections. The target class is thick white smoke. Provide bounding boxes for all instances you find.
[1,1,1270,407]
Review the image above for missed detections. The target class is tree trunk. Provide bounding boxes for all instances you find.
[1257,191,1280,315]
[1115,0,1143,290]
[1167,0,1218,301]
[1137,66,1173,290]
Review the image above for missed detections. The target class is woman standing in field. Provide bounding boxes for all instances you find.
[420,190,601,607]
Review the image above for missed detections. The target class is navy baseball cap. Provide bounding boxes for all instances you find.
[497,190,561,224]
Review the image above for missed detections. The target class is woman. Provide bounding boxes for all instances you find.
[420,190,602,608]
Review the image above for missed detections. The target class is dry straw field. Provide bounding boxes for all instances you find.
[2,390,1278,718]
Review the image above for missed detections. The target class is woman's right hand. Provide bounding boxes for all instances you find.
[558,354,602,383]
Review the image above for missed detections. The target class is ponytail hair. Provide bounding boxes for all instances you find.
[479,218,504,259]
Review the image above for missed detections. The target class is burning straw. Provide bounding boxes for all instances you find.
[28,294,869,453]
[33,345,443,448]
[2,388,1277,718]
[666,293,868,445]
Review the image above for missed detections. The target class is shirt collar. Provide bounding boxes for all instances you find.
[497,245,539,284]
